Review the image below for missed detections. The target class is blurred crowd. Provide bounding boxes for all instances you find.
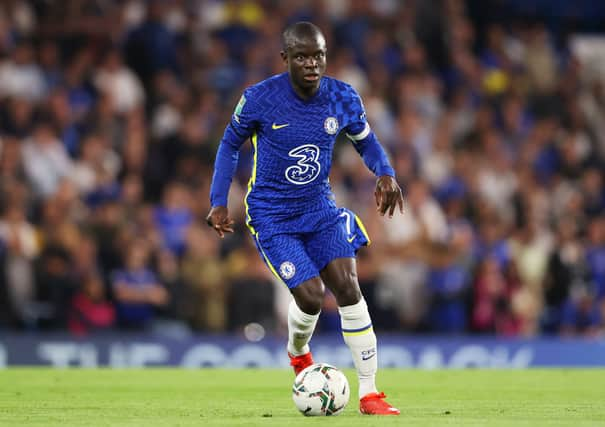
[0,0,603,338]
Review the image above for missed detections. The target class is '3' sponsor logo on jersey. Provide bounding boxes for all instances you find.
[285,144,321,185]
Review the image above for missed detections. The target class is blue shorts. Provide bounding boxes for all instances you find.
[251,207,370,288]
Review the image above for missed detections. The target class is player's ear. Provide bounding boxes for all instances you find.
[280,50,288,65]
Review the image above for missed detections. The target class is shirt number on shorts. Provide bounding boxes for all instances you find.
[339,210,356,243]
[285,144,321,185]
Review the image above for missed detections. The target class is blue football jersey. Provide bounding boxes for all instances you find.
[228,73,368,233]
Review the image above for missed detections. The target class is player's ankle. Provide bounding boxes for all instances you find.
[358,380,377,399]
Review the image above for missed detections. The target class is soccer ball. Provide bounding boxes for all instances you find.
[292,363,350,416]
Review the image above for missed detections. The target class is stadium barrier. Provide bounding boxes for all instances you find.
[1,333,604,368]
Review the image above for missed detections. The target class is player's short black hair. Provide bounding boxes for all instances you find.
[281,21,325,51]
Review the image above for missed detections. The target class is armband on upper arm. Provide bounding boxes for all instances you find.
[345,122,371,142]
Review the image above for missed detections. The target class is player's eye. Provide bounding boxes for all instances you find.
[295,55,304,61]
[315,52,325,59]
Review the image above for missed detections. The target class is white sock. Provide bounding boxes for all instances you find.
[339,298,378,399]
[287,300,320,356]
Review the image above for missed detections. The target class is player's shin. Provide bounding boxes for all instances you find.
[339,298,378,398]
[287,300,319,356]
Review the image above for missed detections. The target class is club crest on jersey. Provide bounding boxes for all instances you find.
[279,261,296,280]
[324,117,339,135]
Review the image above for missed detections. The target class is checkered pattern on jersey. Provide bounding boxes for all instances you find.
[323,77,366,134]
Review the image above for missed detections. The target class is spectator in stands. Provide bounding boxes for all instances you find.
[21,119,73,198]
[93,48,145,115]
[35,244,77,329]
[154,248,192,332]
[71,132,121,198]
[0,194,38,327]
[225,239,275,333]
[425,221,475,333]
[374,179,448,330]
[586,217,605,301]
[68,272,115,336]
[542,218,590,333]
[181,224,227,332]
[123,0,180,89]
[0,40,45,101]
[111,238,169,330]
[153,181,193,257]
[560,284,602,337]
[471,256,521,335]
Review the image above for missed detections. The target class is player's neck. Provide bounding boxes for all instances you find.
[292,86,319,101]
[288,77,320,101]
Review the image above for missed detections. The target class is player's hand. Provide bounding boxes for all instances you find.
[205,206,235,238]
[374,175,404,218]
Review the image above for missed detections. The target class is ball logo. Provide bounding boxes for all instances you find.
[324,117,339,135]
[279,261,296,280]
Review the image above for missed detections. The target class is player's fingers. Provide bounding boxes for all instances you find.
[386,191,397,216]
[379,197,389,215]
[221,219,234,233]
[378,190,388,215]
[388,197,397,217]
[221,224,235,233]
[398,194,404,213]
[374,190,381,207]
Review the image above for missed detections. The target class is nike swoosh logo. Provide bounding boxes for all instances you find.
[347,235,356,243]
[361,353,376,361]
[272,123,289,130]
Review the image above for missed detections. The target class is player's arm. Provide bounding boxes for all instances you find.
[207,92,256,237]
[348,127,403,217]
[345,93,403,217]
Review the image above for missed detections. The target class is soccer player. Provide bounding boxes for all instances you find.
[207,22,403,415]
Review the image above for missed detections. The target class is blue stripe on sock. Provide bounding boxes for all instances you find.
[341,323,372,333]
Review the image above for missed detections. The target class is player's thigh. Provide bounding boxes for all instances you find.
[305,207,370,271]
[253,232,319,289]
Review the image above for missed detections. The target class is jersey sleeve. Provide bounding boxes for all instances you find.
[210,89,258,207]
[343,88,369,137]
[343,88,395,177]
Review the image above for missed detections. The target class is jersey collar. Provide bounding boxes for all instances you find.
[284,72,325,104]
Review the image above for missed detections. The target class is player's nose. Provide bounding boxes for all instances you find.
[303,57,317,68]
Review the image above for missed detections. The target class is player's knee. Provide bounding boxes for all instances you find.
[295,293,323,314]
[292,280,324,314]
[335,286,361,307]
[333,274,361,306]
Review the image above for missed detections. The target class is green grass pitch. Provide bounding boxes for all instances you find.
[1,369,604,426]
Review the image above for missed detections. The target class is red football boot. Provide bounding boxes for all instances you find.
[359,392,400,415]
[288,352,314,375]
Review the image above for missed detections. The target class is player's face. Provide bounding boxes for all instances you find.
[281,34,327,99]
